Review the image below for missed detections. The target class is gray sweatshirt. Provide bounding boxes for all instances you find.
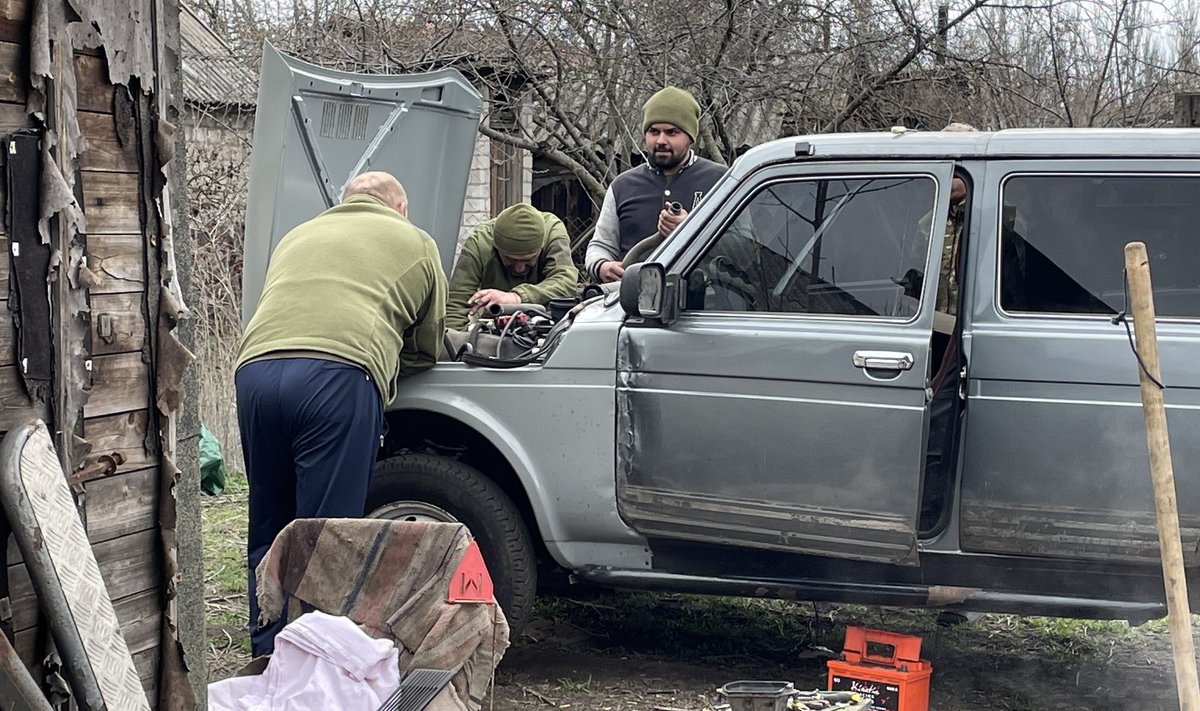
[585,152,726,280]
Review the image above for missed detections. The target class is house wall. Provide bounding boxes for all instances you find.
[0,1,174,701]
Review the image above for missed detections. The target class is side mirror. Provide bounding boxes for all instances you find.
[619,263,678,324]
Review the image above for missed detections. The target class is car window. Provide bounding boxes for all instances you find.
[1001,175,1200,317]
[685,176,938,318]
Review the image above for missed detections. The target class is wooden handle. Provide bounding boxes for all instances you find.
[1125,241,1200,711]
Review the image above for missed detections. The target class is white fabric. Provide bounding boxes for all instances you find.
[208,611,400,711]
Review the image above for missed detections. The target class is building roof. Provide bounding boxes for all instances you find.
[732,128,1200,177]
[179,4,258,108]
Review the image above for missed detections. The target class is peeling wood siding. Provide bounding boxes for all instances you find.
[0,0,195,705]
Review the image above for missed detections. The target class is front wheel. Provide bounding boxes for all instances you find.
[364,453,537,635]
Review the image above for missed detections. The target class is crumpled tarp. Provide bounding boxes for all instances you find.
[255,519,510,711]
[207,610,400,711]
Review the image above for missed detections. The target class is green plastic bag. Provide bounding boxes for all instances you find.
[200,425,226,496]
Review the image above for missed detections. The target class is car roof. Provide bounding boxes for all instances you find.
[731,128,1200,178]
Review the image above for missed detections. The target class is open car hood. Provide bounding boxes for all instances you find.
[241,43,482,324]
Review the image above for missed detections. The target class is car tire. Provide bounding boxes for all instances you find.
[364,453,537,635]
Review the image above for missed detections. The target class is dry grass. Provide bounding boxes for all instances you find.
[201,470,252,681]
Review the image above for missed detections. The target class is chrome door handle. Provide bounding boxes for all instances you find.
[853,350,914,371]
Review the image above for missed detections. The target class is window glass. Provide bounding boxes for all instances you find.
[1001,175,1200,317]
[686,176,938,317]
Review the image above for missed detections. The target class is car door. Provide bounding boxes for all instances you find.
[241,43,482,324]
[615,162,954,565]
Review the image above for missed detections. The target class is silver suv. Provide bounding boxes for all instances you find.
[245,49,1200,633]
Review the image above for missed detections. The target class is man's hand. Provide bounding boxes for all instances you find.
[598,260,625,283]
[468,289,521,315]
[657,206,688,236]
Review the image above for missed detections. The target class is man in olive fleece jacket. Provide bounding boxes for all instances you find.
[235,171,446,656]
[446,202,578,328]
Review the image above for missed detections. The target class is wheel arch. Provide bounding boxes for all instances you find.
[380,405,562,566]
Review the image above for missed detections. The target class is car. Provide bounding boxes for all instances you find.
[245,48,1200,635]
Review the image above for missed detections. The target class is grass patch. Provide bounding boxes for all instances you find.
[202,469,252,680]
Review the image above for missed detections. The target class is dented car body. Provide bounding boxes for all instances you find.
[244,49,1200,632]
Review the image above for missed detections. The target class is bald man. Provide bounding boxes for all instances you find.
[235,171,447,656]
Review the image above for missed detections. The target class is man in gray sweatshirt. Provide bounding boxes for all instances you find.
[585,86,727,283]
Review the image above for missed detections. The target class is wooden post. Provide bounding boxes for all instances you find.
[1124,241,1200,711]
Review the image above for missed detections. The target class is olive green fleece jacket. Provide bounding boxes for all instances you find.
[446,211,578,328]
[237,194,447,404]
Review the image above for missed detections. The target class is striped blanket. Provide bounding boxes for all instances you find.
[255,519,510,711]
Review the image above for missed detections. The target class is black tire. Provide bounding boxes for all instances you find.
[364,453,537,635]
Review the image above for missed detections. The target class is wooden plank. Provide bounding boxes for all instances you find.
[83,467,159,544]
[0,0,29,44]
[90,291,146,356]
[13,588,162,698]
[133,645,160,700]
[0,40,25,104]
[83,352,150,418]
[8,528,162,632]
[0,237,7,291]
[83,409,155,471]
[81,171,141,234]
[78,111,138,173]
[89,233,146,294]
[74,53,113,115]
[0,298,11,366]
[0,98,28,134]
[0,364,46,431]
[0,470,156,552]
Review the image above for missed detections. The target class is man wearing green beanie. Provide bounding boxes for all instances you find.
[585,85,726,283]
[446,202,579,328]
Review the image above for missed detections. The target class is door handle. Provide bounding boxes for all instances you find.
[853,350,914,371]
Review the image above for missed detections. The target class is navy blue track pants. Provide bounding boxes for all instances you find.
[235,357,384,656]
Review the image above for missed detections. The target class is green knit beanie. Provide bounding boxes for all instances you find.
[493,203,544,254]
[642,86,700,141]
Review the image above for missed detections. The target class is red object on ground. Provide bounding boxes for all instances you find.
[446,539,495,604]
[827,626,932,711]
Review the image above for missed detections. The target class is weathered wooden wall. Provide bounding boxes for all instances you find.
[0,0,166,700]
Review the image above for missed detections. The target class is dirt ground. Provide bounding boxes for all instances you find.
[483,596,1182,711]
[207,589,1186,711]
[203,480,1186,711]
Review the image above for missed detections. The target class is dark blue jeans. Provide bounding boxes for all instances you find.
[235,357,384,656]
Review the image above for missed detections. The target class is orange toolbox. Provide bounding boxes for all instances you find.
[826,626,931,711]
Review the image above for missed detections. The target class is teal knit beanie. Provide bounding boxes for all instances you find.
[493,203,544,254]
[641,86,700,141]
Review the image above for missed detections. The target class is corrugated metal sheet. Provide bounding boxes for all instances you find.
[179,4,257,108]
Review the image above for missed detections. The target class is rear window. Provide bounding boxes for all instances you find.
[1000,175,1200,317]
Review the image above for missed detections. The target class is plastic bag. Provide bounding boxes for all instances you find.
[200,425,226,496]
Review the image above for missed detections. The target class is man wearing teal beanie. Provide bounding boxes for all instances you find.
[446,202,579,328]
[585,86,726,283]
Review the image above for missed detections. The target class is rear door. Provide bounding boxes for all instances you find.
[959,164,1200,564]
[241,43,482,323]
[616,161,955,564]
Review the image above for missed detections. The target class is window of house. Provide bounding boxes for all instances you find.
[685,175,938,318]
[1000,175,1200,317]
